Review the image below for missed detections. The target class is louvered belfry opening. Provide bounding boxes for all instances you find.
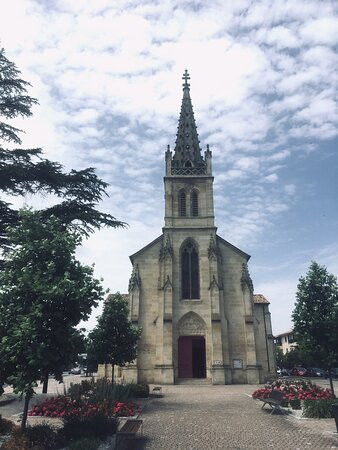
[179,190,186,216]
[191,190,198,216]
[181,240,199,299]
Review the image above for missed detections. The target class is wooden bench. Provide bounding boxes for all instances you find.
[116,419,143,449]
[258,390,286,415]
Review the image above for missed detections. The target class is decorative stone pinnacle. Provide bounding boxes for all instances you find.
[208,234,221,262]
[182,69,190,89]
[129,264,141,291]
[241,263,253,293]
[159,235,173,261]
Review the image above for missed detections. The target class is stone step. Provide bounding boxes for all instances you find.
[175,378,212,385]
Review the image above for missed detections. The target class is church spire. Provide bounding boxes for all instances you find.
[171,70,206,175]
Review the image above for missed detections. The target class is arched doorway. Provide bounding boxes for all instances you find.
[178,335,206,378]
[177,312,207,379]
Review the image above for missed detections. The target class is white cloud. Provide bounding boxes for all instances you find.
[300,17,338,44]
[255,26,299,49]
[264,173,278,183]
[267,150,290,161]
[294,98,338,126]
[0,0,337,331]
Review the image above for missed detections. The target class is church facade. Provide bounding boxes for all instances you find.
[105,72,275,385]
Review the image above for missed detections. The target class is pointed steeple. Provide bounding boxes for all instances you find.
[171,70,207,175]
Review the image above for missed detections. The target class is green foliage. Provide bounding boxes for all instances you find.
[289,398,301,410]
[130,383,150,398]
[0,414,15,435]
[283,347,304,369]
[24,424,63,449]
[67,379,94,403]
[281,399,289,407]
[303,399,338,418]
[1,428,30,450]
[274,346,284,368]
[0,210,105,426]
[292,262,338,371]
[87,293,142,380]
[89,380,132,404]
[67,438,102,450]
[67,378,132,405]
[0,47,125,253]
[0,46,38,144]
[63,414,117,441]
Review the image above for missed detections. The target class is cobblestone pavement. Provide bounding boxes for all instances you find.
[128,385,338,450]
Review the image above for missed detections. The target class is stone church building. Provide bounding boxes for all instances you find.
[102,71,275,385]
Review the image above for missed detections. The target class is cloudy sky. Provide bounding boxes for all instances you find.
[1,0,337,335]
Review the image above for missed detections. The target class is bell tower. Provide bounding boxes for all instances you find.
[164,70,215,231]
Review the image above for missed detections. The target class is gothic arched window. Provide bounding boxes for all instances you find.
[191,190,198,217]
[179,190,186,217]
[181,240,199,299]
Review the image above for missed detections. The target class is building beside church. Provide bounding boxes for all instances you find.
[275,330,297,354]
[101,71,275,384]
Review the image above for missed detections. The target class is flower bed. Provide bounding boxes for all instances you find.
[252,379,332,402]
[28,396,139,419]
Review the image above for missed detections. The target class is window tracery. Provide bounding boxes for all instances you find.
[181,240,199,299]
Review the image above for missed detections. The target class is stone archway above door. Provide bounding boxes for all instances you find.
[177,311,206,336]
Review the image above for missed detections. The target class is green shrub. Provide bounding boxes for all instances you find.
[130,383,149,398]
[67,379,95,402]
[84,379,131,405]
[303,399,338,418]
[66,379,132,405]
[1,430,30,450]
[0,414,15,435]
[67,437,102,450]
[281,398,289,407]
[24,423,63,449]
[63,414,117,441]
[290,398,301,410]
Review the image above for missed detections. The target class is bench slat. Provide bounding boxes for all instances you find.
[118,419,143,435]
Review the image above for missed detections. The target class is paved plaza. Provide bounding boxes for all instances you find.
[1,377,338,449]
[135,384,338,450]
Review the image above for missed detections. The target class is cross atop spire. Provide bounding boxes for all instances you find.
[170,70,207,175]
[182,69,190,88]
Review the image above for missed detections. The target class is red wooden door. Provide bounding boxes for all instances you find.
[178,336,193,378]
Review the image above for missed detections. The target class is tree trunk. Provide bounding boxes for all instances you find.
[111,364,115,385]
[42,372,49,393]
[329,374,335,398]
[21,392,32,430]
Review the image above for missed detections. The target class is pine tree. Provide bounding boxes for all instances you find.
[292,261,338,396]
[87,293,141,383]
[0,46,125,253]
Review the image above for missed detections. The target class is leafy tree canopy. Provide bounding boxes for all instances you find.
[0,46,125,252]
[292,261,338,369]
[87,293,141,382]
[0,209,105,427]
